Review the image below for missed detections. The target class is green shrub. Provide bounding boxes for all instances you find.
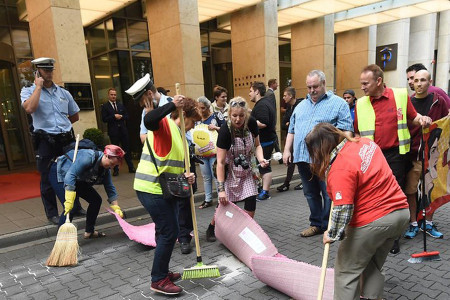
[83,128,105,148]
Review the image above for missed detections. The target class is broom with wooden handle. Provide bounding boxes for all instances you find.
[174,83,220,280]
[46,134,81,267]
[317,202,334,300]
[408,128,441,263]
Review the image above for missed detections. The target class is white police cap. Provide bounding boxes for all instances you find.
[31,57,55,69]
[125,73,154,101]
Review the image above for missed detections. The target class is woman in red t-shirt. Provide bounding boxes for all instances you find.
[305,123,409,300]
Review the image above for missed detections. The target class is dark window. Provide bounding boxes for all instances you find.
[125,1,143,19]
[132,51,151,80]
[91,55,113,106]
[116,50,133,93]
[106,19,116,50]
[113,18,128,48]
[0,6,8,26]
[85,2,152,158]
[279,42,291,63]
[201,30,209,56]
[11,28,31,57]
[0,27,11,45]
[90,23,107,56]
[7,6,27,28]
[128,20,149,50]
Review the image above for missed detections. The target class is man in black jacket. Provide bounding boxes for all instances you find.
[250,81,276,201]
[277,87,303,192]
[101,88,135,176]
[266,79,281,155]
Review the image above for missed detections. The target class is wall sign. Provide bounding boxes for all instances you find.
[376,43,398,71]
[64,83,94,110]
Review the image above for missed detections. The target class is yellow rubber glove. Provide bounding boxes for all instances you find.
[64,190,76,215]
[110,204,124,218]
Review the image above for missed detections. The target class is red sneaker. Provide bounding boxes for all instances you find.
[151,276,182,295]
[168,271,181,281]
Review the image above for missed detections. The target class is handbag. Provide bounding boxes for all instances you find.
[145,139,190,200]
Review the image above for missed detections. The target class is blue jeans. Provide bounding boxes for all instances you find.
[37,138,82,218]
[136,191,180,282]
[48,163,102,233]
[297,162,331,231]
[199,156,217,203]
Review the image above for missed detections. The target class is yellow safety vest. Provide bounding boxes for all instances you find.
[356,88,410,154]
[134,119,186,194]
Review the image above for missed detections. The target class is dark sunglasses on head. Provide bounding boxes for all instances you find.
[230,101,246,107]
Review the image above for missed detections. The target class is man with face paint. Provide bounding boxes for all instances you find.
[403,70,447,239]
[355,64,432,253]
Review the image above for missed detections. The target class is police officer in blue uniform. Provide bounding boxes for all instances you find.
[21,57,86,225]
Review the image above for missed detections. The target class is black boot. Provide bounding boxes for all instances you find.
[390,238,400,254]
[206,224,216,242]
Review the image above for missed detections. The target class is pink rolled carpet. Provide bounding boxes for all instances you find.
[251,255,334,300]
[107,209,156,247]
[214,202,279,269]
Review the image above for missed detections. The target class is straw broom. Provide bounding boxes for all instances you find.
[46,134,81,267]
[174,83,220,280]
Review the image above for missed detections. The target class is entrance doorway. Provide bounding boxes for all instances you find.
[0,59,29,170]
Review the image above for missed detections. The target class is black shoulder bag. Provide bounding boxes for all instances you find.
[145,138,190,201]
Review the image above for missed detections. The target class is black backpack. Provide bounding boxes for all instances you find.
[62,139,101,163]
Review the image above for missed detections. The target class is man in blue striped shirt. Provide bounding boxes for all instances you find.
[283,70,353,237]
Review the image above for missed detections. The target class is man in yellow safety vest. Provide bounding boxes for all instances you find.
[354,64,432,254]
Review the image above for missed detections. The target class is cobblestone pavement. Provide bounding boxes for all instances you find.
[0,183,449,300]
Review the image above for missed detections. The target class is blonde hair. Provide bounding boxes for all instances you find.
[227,96,251,140]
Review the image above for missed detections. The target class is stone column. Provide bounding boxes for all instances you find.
[336,26,376,98]
[146,0,204,98]
[435,10,450,93]
[408,13,437,93]
[377,19,410,88]
[25,0,97,135]
[291,15,334,98]
[230,0,280,138]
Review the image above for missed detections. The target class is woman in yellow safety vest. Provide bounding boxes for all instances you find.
[134,97,200,295]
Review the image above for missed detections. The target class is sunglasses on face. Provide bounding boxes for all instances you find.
[230,101,246,107]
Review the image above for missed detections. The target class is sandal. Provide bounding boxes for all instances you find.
[198,201,212,209]
[84,231,106,239]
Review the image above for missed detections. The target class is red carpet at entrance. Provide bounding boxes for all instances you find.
[0,172,41,204]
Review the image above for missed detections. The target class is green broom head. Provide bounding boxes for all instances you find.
[182,262,221,280]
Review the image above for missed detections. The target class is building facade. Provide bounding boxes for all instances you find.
[0,0,449,171]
